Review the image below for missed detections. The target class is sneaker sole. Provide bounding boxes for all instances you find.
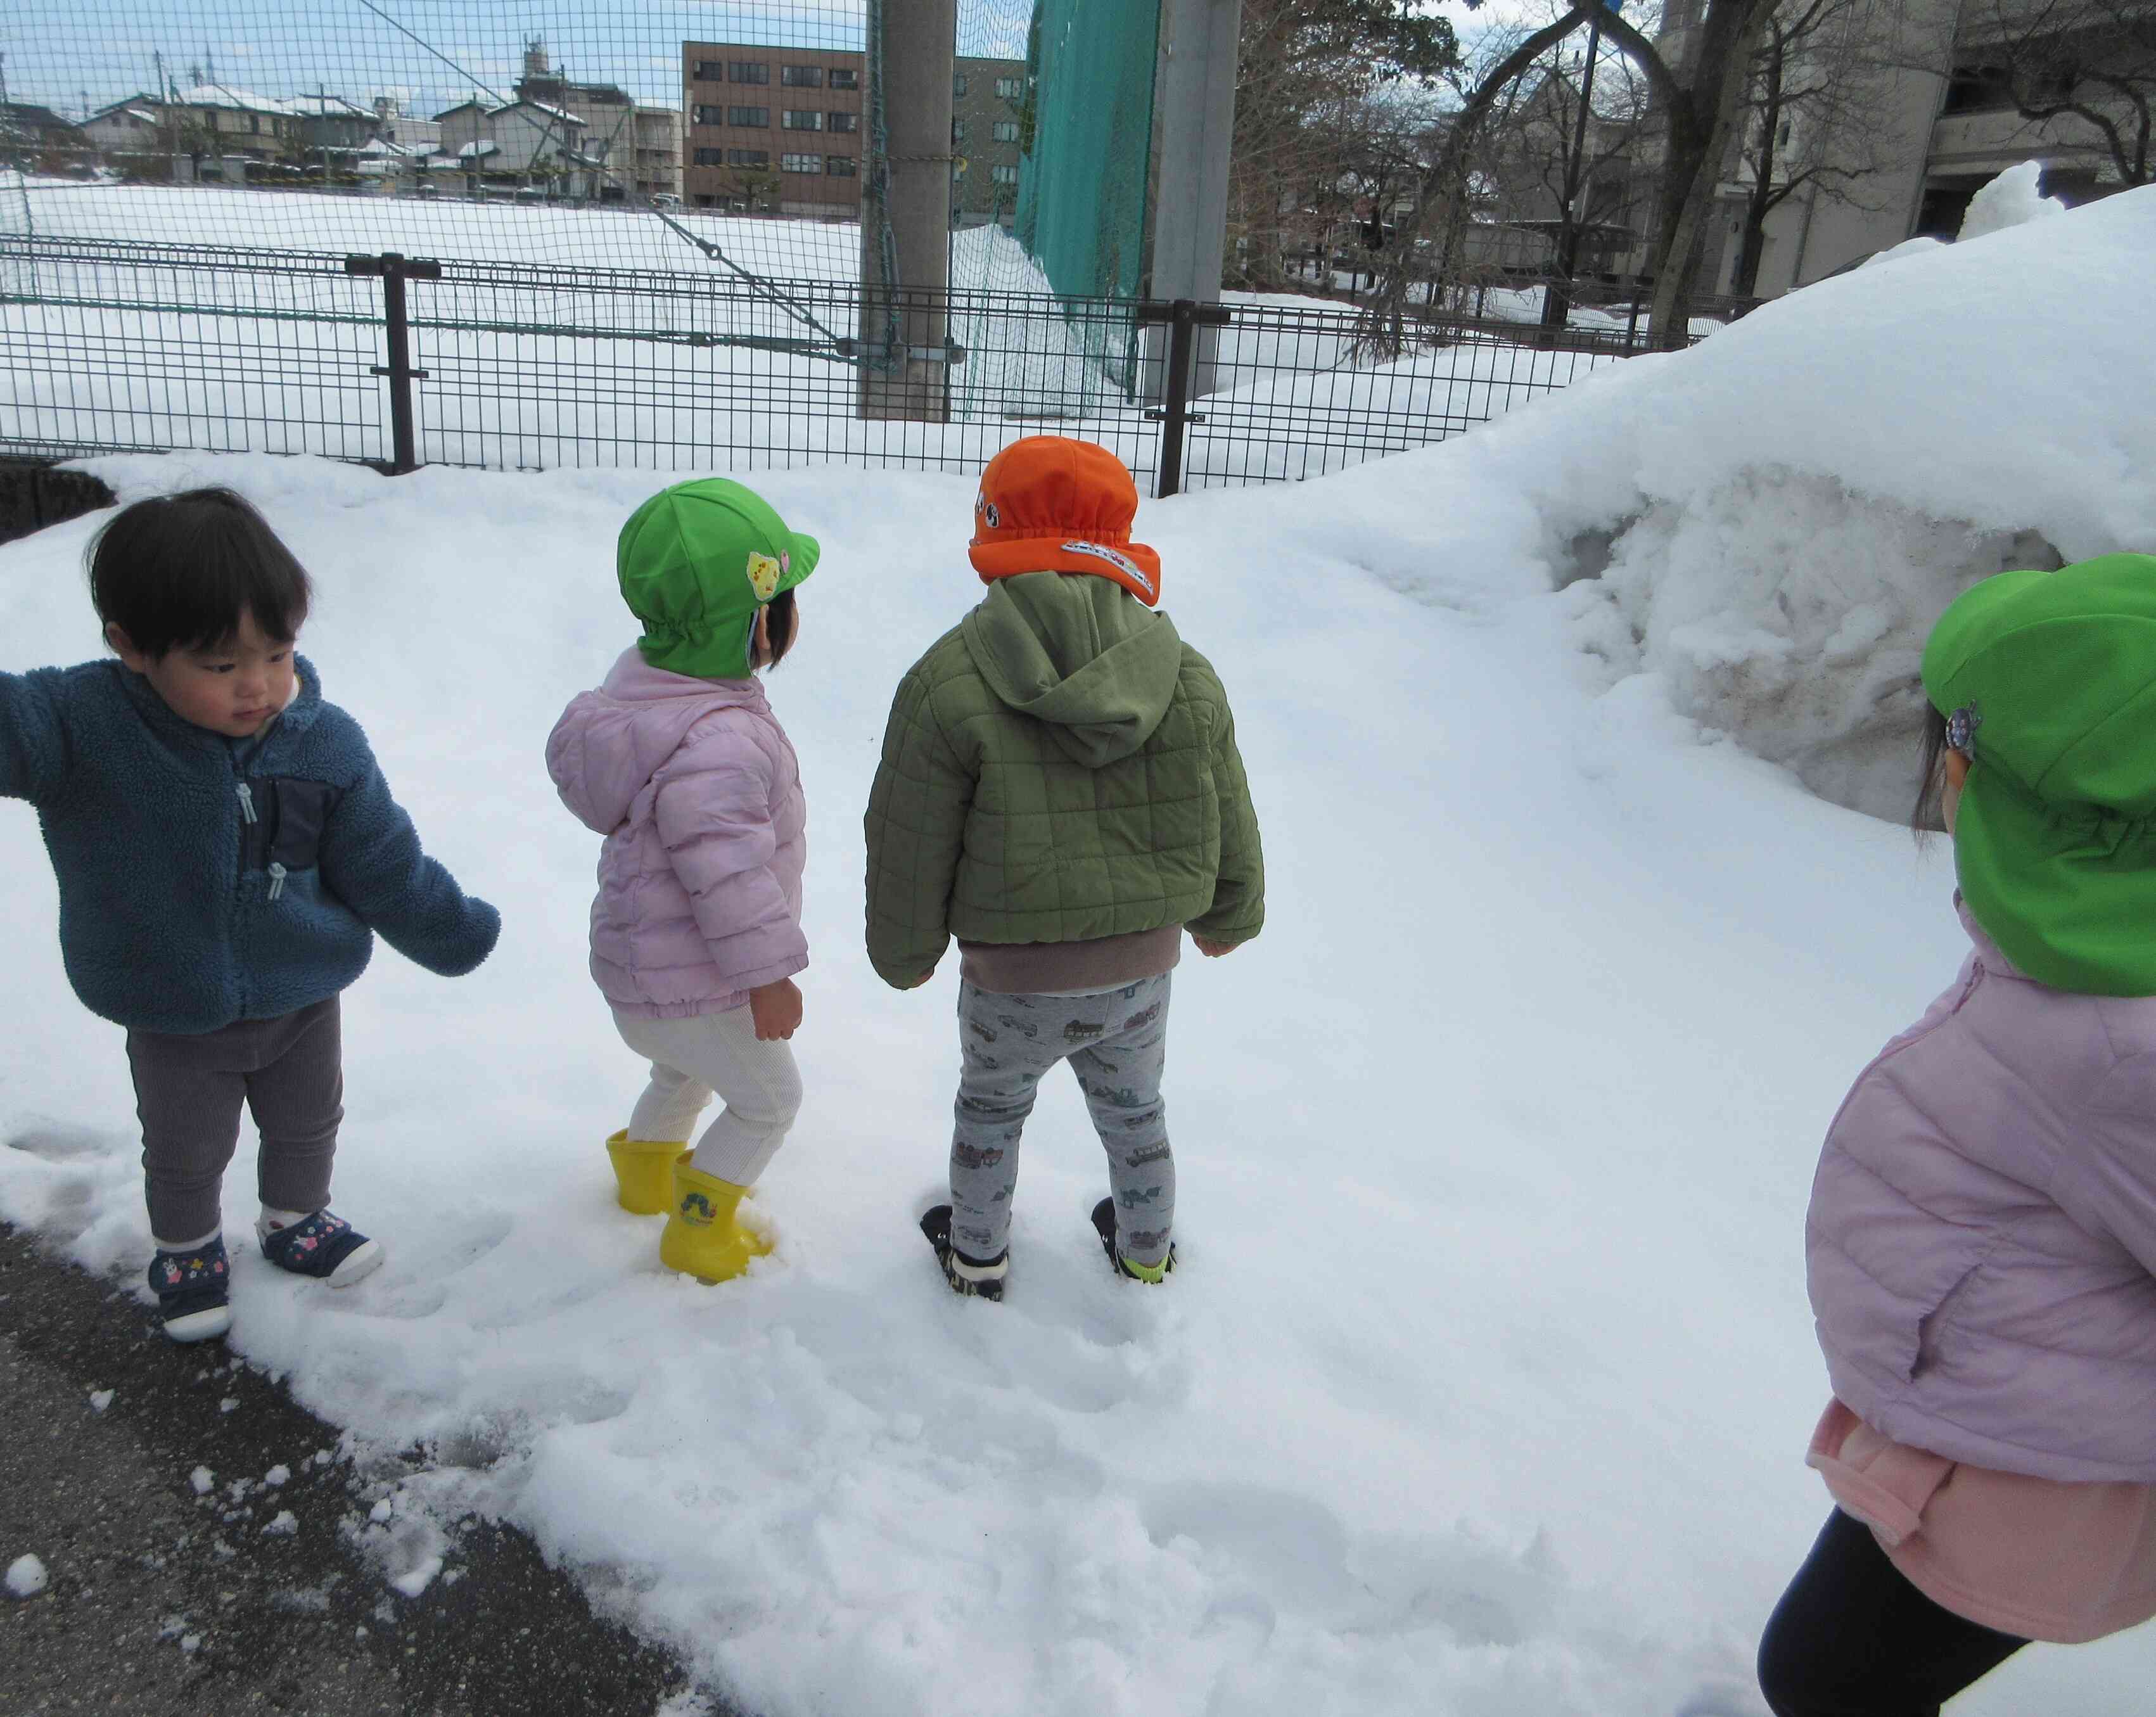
[326,1238,384,1289]
[163,1303,233,1343]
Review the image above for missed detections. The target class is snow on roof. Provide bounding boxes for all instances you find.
[171,83,306,116]
[498,99,586,126]
[455,139,499,160]
[285,94,373,119]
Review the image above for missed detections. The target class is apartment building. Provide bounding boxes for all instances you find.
[680,42,1027,222]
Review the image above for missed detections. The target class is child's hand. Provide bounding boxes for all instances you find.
[1191,934,1239,958]
[749,978,803,1040]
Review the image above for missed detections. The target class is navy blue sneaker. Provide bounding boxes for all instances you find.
[148,1236,233,1343]
[258,1210,383,1287]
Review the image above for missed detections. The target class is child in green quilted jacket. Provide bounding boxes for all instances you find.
[863,436,1264,1301]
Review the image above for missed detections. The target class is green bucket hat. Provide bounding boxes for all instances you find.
[1922,552,2156,995]
[616,478,820,679]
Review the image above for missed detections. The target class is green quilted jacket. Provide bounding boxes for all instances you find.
[864,571,1264,988]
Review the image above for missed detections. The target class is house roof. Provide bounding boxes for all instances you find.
[2,102,75,133]
[285,94,374,119]
[499,99,586,126]
[170,83,305,117]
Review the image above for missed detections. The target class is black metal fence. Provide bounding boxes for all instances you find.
[1,236,1643,498]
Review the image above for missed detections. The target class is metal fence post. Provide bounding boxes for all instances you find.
[345,252,442,475]
[1139,298,1232,499]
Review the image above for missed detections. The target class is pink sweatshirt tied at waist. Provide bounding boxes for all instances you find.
[547,649,807,1019]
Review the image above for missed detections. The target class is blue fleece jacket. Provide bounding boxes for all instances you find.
[0,656,499,1034]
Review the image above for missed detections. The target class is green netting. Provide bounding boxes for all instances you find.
[1012,0,1158,301]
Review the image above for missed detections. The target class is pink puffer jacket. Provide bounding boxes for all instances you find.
[546,649,807,1019]
[1808,898,2156,1483]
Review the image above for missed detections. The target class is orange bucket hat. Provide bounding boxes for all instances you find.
[967,436,1163,606]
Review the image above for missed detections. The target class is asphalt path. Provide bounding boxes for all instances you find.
[1,1222,739,1717]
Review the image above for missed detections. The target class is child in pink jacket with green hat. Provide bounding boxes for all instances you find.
[546,478,817,1284]
[1759,552,2156,1714]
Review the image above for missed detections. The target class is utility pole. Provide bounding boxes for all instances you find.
[857,0,959,421]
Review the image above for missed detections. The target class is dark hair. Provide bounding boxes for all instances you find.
[1912,702,1951,835]
[86,487,312,660]
[761,587,798,670]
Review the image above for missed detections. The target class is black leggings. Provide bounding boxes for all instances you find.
[1757,1510,2027,1716]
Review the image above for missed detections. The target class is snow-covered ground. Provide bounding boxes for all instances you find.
[3,184,2154,1716]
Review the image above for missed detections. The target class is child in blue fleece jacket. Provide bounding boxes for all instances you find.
[0,487,499,1341]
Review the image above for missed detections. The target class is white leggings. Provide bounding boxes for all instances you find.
[613,1006,803,1187]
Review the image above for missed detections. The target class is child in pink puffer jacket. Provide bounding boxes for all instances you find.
[546,478,817,1284]
[1760,555,2156,1715]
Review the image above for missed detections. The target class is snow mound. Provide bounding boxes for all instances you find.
[7,1554,48,1598]
[1308,184,2155,820]
[1958,161,2069,242]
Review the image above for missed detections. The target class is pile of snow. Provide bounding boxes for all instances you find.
[1958,160,2069,242]
[1403,182,2156,820]
[6,1554,48,1599]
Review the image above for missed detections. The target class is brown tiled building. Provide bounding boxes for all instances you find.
[680,43,1026,223]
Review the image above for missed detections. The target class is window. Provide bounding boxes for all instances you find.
[692,60,724,81]
[692,104,727,126]
[992,165,1019,186]
[992,120,1019,143]
[782,110,824,131]
[829,68,858,91]
[781,65,824,87]
[995,77,1023,99]
[827,112,858,134]
[951,120,967,143]
[728,148,769,167]
[825,155,857,177]
[729,106,770,127]
[781,151,822,174]
[695,193,716,207]
[729,62,769,84]
[953,74,968,97]
[692,146,724,165]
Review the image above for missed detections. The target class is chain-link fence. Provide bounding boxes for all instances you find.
[2,0,1664,496]
[2,232,1637,494]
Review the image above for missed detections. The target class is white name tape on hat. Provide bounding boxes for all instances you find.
[1061,540,1153,597]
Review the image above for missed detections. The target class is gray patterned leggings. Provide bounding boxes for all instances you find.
[949,973,1173,1267]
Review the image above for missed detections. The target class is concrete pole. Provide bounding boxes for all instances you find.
[858,0,959,421]
[1147,0,1240,397]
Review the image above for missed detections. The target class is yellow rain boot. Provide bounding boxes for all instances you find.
[658,1154,774,1284]
[606,1131,687,1216]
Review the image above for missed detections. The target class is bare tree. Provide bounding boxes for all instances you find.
[1367,0,1790,348]
[1226,0,1460,288]
[1473,26,1657,321]
[1726,0,1903,295]
[1960,0,2156,188]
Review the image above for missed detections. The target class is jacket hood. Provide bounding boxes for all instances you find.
[547,649,772,834]
[959,571,1182,767]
